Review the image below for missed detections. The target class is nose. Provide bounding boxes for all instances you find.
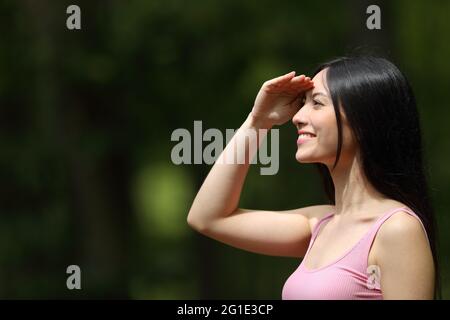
[292,104,308,129]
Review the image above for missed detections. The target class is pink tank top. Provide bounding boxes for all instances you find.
[281,206,429,300]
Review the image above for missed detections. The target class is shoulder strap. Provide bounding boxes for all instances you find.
[309,211,335,246]
[368,206,428,240]
[360,206,429,265]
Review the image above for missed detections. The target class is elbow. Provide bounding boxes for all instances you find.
[187,212,206,233]
[186,213,196,229]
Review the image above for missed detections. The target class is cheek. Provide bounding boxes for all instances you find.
[323,112,354,147]
[315,114,338,144]
[341,126,357,150]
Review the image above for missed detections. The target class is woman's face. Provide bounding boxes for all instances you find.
[292,68,357,167]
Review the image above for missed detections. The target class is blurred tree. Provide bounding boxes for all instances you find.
[0,0,448,299]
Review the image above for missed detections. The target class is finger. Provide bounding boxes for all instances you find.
[290,76,314,88]
[287,77,313,91]
[292,74,306,80]
[300,80,314,87]
[300,83,315,91]
[289,76,309,88]
[274,71,297,83]
[289,74,306,83]
[283,71,296,78]
[267,71,297,86]
[291,75,312,82]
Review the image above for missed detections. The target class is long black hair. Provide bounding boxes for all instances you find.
[311,55,441,299]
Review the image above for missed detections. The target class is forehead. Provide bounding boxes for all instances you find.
[311,68,328,91]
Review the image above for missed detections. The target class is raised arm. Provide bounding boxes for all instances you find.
[187,72,332,257]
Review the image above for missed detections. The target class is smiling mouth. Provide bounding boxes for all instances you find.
[297,135,315,144]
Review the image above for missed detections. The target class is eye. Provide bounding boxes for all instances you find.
[313,99,323,106]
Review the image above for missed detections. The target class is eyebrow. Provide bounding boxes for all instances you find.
[312,92,329,99]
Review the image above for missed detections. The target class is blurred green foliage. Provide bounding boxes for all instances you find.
[0,0,449,299]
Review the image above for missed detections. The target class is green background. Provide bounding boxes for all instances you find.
[0,0,449,299]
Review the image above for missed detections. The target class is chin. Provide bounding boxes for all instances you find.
[295,150,319,164]
[295,153,310,163]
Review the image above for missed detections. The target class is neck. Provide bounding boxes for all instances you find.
[327,153,389,216]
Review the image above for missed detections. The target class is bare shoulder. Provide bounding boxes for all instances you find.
[372,210,433,267]
[377,210,429,246]
[372,210,435,299]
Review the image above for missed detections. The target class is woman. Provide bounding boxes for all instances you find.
[187,55,440,300]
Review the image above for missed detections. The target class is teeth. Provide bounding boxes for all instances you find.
[299,134,315,138]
